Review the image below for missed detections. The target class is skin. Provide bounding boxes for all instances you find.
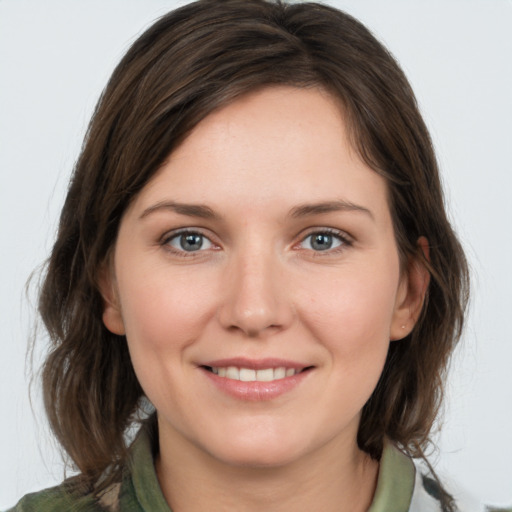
[101,86,429,512]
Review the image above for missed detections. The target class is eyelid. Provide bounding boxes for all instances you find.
[294,227,353,252]
[158,226,352,256]
[160,228,219,255]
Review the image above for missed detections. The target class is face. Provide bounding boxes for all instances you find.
[102,86,426,469]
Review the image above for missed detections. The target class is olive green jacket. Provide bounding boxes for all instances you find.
[7,428,501,512]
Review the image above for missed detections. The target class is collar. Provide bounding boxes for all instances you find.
[128,424,415,512]
[368,440,416,512]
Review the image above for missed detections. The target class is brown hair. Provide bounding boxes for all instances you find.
[38,0,469,505]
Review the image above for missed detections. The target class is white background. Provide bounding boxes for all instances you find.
[1,0,511,508]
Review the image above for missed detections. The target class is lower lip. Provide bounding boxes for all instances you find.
[201,368,312,401]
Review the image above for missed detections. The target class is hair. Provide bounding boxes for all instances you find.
[37,0,469,508]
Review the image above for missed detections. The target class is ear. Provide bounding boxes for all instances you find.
[390,237,430,341]
[97,262,126,336]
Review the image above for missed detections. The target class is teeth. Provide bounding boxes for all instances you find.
[239,368,256,382]
[256,368,274,382]
[226,366,239,379]
[274,367,286,379]
[210,366,301,382]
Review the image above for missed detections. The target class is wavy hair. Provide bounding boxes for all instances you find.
[37,0,469,506]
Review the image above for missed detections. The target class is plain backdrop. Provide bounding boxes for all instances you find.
[1,0,511,508]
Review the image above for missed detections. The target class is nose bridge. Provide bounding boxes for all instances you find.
[218,237,292,336]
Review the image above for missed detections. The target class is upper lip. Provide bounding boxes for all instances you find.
[199,357,311,371]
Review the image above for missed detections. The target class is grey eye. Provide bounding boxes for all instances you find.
[300,232,344,251]
[167,232,213,252]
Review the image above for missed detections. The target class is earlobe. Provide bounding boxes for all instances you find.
[97,263,126,336]
[390,237,430,341]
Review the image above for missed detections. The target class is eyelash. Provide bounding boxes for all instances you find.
[296,228,353,255]
[160,227,353,257]
[160,228,217,258]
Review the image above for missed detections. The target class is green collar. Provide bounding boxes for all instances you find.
[128,427,415,511]
[129,425,172,511]
[368,441,416,512]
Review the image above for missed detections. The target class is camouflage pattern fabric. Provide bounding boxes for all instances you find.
[7,428,508,512]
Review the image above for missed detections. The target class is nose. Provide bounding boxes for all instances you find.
[217,247,294,338]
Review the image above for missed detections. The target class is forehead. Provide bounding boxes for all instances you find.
[127,86,390,224]
[174,86,349,158]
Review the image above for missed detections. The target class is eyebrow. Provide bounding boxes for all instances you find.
[139,201,218,220]
[139,199,373,221]
[289,200,374,220]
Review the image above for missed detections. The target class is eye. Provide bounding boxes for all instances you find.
[164,231,214,253]
[299,230,349,252]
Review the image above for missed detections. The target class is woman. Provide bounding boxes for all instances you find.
[8,0,480,510]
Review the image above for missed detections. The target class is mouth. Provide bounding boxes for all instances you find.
[199,359,314,400]
[202,365,313,382]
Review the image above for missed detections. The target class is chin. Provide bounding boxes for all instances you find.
[216,447,302,469]
[204,430,311,469]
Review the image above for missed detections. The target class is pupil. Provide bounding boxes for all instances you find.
[312,233,332,251]
[181,233,203,251]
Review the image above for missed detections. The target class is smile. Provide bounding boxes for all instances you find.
[207,366,300,382]
[200,359,313,400]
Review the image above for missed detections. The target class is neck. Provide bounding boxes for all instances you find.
[155,424,379,512]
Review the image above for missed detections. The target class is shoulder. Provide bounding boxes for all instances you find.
[6,482,107,512]
[7,420,157,512]
[410,461,486,512]
[377,442,494,512]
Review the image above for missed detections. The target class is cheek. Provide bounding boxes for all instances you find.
[290,265,398,433]
[298,263,399,359]
[114,264,220,414]
[115,259,219,361]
